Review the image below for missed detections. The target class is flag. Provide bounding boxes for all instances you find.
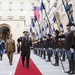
[27,33,30,38]
[36,32,38,36]
[34,6,37,10]
[34,6,40,21]
[52,27,55,32]
[42,27,44,31]
[48,30,51,34]
[34,16,37,23]
[45,32,47,35]
[39,30,41,33]
[46,23,48,28]
[32,22,35,27]
[40,2,45,11]
[60,23,63,28]
[65,2,69,12]
[30,27,32,33]
[52,16,56,23]
[70,15,73,23]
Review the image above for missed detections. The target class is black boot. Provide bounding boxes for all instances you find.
[43,51,45,59]
[62,54,65,61]
[1,54,2,60]
[54,54,59,66]
[46,54,51,62]
[74,60,75,73]
[22,61,24,66]
[26,62,29,68]
[69,60,75,74]
[10,62,12,65]
[66,60,72,73]
[0,54,2,61]
[40,50,42,57]
[22,58,25,66]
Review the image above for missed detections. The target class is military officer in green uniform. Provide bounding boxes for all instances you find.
[5,34,15,65]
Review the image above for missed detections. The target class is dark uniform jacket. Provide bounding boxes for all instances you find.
[46,38,52,48]
[21,37,32,52]
[5,39,15,52]
[57,31,72,50]
[70,31,75,49]
[51,35,60,49]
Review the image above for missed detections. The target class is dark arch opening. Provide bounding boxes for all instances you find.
[0,26,10,42]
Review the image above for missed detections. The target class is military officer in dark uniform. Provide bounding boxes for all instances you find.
[21,31,32,68]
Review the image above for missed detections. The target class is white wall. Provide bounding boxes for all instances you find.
[0,20,25,42]
[0,0,39,41]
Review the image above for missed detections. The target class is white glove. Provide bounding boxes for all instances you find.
[56,48,59,52]
[70,48,74,53]
[43,48,45,50]
[63,48,65,51]
[49,48,51,50]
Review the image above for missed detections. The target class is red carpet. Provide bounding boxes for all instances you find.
[14,57,42,75]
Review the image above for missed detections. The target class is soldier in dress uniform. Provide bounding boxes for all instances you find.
[67,25,75,74]
[21,31,32,68]
[52,30,60,66]
[46,34,52,62]
[56,23,74,74]
[5,34,15,65]
[42,36,47,59]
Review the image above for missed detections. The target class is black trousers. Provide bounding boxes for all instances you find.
[21,50,30,66]
[69,53,75,71]
[17,46,20,53]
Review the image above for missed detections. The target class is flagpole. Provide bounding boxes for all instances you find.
[33,22,39,38]
[40,8,47,36]
[62,0,74,23]
[34,26,39,39]
[42,0,52,33]
[34,16,42,38]
[32,19,40,39]
[33,22,39,39]
[32,4,41,39]
[37,21,42,37]
[62,0,70,22]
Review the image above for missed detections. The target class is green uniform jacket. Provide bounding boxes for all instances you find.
[5,39,15,52]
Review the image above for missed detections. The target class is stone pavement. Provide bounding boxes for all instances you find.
[0,53,20,75]
[0,51,74,75]
[31,50,74,75]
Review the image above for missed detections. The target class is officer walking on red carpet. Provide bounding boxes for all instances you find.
[21,31,32,68]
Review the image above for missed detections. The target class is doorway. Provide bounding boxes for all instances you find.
[0,25,10,42]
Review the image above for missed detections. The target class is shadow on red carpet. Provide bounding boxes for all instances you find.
[14,57,42,75]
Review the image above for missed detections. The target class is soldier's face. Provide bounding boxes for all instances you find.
[9,35,12,39]
[54,32,56,35]
[66,26,70,30]
[24,33,27,37]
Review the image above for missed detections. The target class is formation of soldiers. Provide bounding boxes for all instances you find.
[33,22,75,74]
